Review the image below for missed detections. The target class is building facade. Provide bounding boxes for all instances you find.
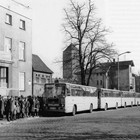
[135,75,140,93]
[63,44,79,82]
[32,54,53,96]
[63,45,135,91]
[88,61,135,91]
[0,0,32,96]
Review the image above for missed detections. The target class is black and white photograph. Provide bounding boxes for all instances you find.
[0,0,140,139]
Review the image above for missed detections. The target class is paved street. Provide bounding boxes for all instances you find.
[0,106,140,140]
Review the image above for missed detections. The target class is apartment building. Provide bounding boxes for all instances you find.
[0,0,32,96]
[88,61,135,91]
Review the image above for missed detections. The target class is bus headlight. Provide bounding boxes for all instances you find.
[60,104,65,108]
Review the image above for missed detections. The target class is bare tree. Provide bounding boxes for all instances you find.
[62,0,117,85]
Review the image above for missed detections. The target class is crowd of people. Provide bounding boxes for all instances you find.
[0,95,45,121]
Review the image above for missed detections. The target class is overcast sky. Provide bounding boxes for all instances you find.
[18,0,140,77]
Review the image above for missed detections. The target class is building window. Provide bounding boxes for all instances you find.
[5,14,12,25]
[41,78,46,84]
[19,72,25,91]
[35,77,39,83]
[48,79,50,83]
[19,42,25,61]
[0,67,8,87]
[4,37,12,53]
[20,19,25,30]
[97,80,99,85]
[100,80,102,85]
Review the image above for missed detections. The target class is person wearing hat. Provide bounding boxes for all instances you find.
[0,95,4,119]
[5,96,11,121]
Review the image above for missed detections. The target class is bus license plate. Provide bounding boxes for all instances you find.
[50,107,56,110]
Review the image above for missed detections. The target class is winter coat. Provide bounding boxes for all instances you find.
[5,99,11,113]
[35,99,40,112]
[0,99,4,114]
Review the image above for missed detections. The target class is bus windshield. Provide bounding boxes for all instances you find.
[45,84,65,98]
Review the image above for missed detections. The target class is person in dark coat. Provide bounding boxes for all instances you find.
[10,96,15,121]
[5,96,11,121]
[16,97,21,119]
[38,97,44,116]
[35,97,40,117]
[0,95,4,119]
[19,96,25,118]
[31,96,36,117]
[28,96,33,117]
[15,97,20,119]
[25,97,30,117]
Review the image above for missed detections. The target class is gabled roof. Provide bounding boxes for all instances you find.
[111,60,134,67]
[93,60,134,73]
[76,60,134,74]
[63,43,78,53]
[32,54,53,74]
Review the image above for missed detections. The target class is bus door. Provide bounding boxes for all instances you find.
[97,88,101,109]
[134,92,136,105]
[120,91,123,107]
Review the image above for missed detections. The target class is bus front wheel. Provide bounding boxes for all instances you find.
[89,104,93,113]
[116,103,118,109]
[124,102,126,108]
[131,102,133,107]
[104,103,108,111]
[72,105,76,116]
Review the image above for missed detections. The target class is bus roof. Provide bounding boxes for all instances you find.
[45,82,97,89]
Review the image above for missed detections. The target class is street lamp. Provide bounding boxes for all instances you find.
[118,51,131,90]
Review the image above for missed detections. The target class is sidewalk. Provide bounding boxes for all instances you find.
[0,119,10,127]
[0,116,40,127]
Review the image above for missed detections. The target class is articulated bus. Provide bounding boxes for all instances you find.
[98,88,140,110]
[42,82,140,115]
[43,82,98,115]
[98,88,122,110]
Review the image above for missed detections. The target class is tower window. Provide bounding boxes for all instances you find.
[20,19,26,30]
[5,14,12,25]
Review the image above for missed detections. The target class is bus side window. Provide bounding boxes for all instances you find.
[80,90,84,96]
[101,91,104,97]
[61,87,65,96]
[104,92,108,97]
[77,90,82,96]
[83,91,86,96]
[66,88,71,96]
[75,90,78,96]
[84,91,88,96]
[71,89,76,96]
[110,91,113,97]
[108,92,110,97]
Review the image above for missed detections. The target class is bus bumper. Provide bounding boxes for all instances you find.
[45,106,65,113]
